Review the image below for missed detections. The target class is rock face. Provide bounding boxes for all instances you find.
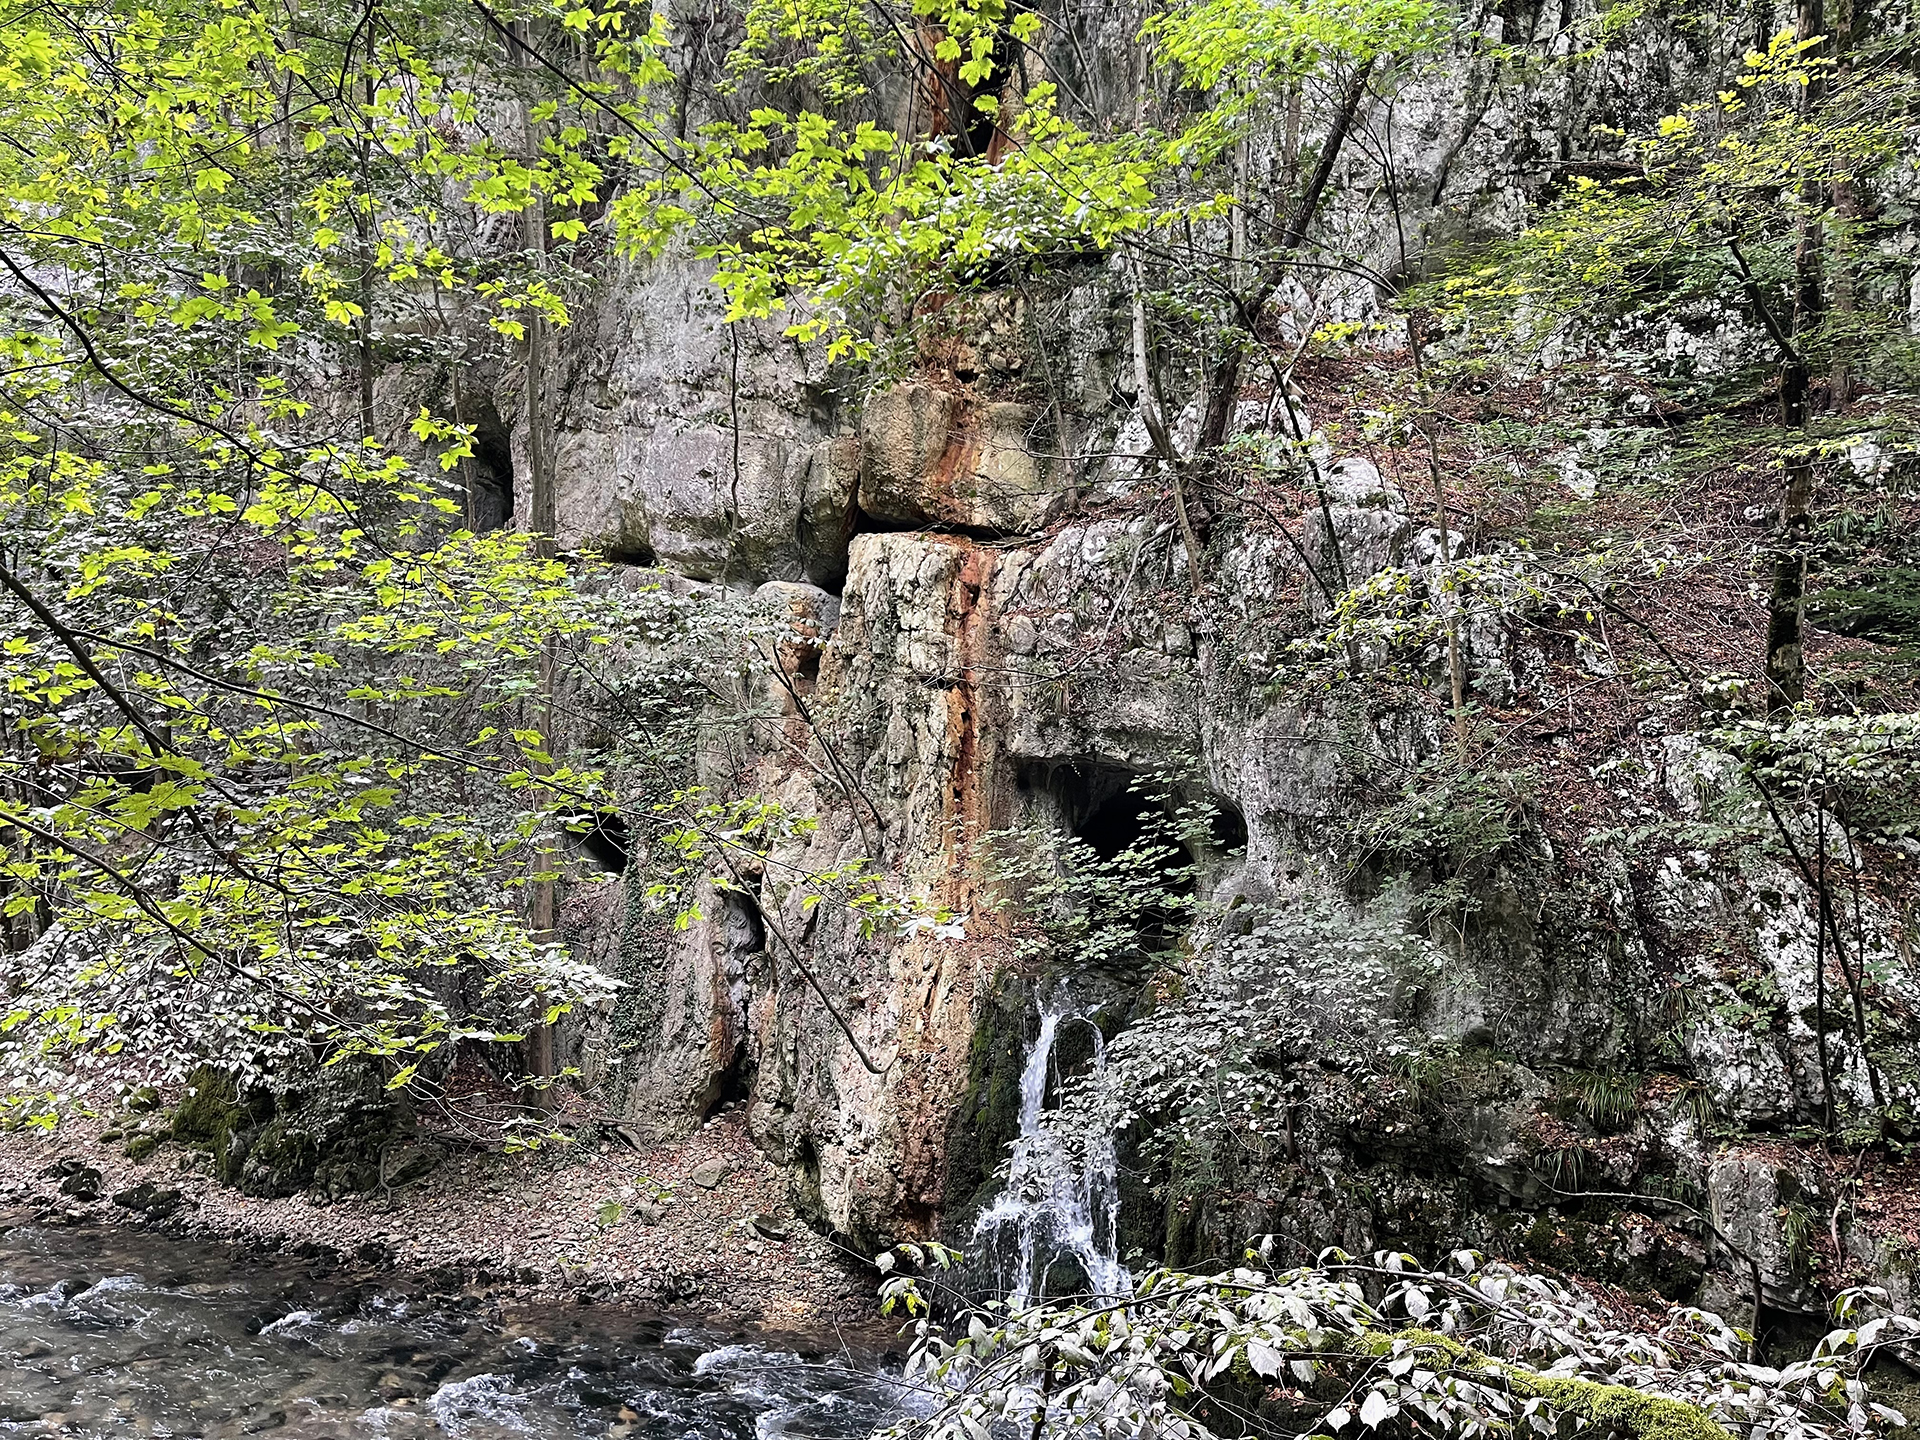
[508,0,1918,1322]
[859,385,1061,535]
[525,262,856,589]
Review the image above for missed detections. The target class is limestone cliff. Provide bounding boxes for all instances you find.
[504,0,1920,1334]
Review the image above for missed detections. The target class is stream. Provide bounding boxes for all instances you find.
[0,1224,905,1439]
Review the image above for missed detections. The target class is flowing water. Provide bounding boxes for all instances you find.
[969,987,1129,1307]
[0,1224,903,1439]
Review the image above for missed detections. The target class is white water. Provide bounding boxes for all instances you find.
[970,985,1130,1307]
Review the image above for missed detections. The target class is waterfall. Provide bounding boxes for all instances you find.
[970,985,1130,1308]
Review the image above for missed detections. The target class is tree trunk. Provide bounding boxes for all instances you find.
[1828,0,1858,405]
[355,28,377,442]
[1191,60,1375,465]
[519,27,558,1100]
[1763,0,1827,714]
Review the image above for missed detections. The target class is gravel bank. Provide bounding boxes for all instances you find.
[0,1106,887,1335]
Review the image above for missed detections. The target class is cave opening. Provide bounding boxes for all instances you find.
[1023,761,1244,865]
[1015,761,1244,974]
[564,808,630,874]
[464,399,514,533]
[599,538,659,567]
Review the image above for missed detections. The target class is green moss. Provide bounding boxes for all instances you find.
[1528,1377,1729,1440]
[172,1068,248,1181]
[237,1119,323,1197]
[171,1067,274,1183]
[123,1133,161,1161]
[1506,1208,1705,1304]
[1345,1329,1731,1440]
[939,974,1031,1235]
[606,874,671,1054]
[171,1068,246,1145]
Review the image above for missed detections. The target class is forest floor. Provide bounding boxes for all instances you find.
[0,1104,887,1337]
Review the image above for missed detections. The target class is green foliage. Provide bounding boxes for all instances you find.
[0,0,964,1112]
[1338,753,1533,916]
[1429,29,1920,380]
[602,0,1444,359]
[876,1245,1918,1440]
[1564,1068,1640,1131]
[1714,711,1920,841]
[1056,888,1444,1192]
[1810,566,1920,657]
[981,779,1213,977]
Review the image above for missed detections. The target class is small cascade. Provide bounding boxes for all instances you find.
[970,985,1129,1307]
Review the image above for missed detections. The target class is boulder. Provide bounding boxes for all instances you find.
[112,1182,183,1218]
[172,1062,419,1200]
[236,1064,419,1200]
[859,383,1059,534]
[171,1067,273,1183]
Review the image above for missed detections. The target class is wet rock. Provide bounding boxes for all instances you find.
[112,1182,183,1218]
[659,1272,700,1302]
[57,1166,101,1201]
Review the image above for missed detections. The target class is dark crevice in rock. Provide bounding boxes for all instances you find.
[598,540,659,567]
[464,399,514,533]
[849,506,1035,546]
[564,808,630,874]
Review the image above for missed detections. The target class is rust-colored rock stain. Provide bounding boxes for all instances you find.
[885,538,1012,1232]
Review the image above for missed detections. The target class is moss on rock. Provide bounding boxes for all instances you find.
[171,1067,271,1182]
[1348,1329,1731,1440]
[939,973,1032,1234]
[236,1063,417,1199]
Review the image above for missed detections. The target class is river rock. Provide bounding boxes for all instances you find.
[113,1182,183,1218]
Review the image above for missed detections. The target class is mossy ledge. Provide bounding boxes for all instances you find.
[1344,1329,1731,1440]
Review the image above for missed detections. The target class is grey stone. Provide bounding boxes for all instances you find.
[112,1182,183,1218]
